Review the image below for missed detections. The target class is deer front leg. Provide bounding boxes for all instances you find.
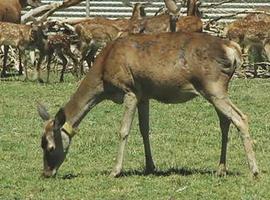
[110,92,138,177]
[66,49,79,78]
[215,109,231,176]
[138,100,155,174]
[58,52,68,82]
[1,45,9,77]
[20,50,29,81]
[211,96,259,177]
[36,51,45,83]
[18,49,23,75]
[46,53,52,83]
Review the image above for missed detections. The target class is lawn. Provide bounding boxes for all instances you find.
[0,77,270,200]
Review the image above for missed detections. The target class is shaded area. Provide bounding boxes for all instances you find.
[102,167,241,177]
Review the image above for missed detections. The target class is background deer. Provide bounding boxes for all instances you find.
[75,0,202,73]
[224,11,270,76]
[74,1,152,73]
[35,22,79,83]
[0,21,47,80]
[38,31,259,178]
[0,0,41,77]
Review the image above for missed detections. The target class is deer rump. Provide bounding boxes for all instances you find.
[99,32,241,103]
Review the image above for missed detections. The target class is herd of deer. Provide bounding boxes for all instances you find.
[2,0,269,179]
[0,0,203,82]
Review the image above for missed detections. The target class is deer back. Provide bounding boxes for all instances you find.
[95,32,242,101]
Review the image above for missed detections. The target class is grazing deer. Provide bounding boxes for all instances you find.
[0,21,47,80]
[0,0,41,77]
[38,31,259,178]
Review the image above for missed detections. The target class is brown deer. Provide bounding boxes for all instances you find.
[76,0,202,72]
[74,2,152,72]
[37,31,259,178]
[134,0,203,34]
[0,0,41,77]
[0,21,47,80]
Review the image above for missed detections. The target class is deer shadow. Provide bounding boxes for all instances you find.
[102,167,241,177]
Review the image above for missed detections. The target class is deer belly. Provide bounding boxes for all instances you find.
[149,84,199,104]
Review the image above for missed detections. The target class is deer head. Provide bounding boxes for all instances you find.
[164,0,180,15]
[38,104,76,177]
[123,0,153,19]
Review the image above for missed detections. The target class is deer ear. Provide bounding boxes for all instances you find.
[37,103,50,121]
[54,108,66,130]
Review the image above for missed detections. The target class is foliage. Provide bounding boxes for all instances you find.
[0,78,270,200]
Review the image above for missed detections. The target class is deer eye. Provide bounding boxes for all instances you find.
[41,135,48,149]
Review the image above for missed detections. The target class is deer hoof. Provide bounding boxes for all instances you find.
[252,169,259,179]
[109,168,122,178]
[37,78,44,83]
[0,72,7,78]
[145,164,155,175]
[216,164,227,177]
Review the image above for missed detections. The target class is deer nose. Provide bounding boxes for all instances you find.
[47,144,55,152]
[42,168,57,178]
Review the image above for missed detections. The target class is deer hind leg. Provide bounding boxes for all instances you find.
[46,53,53,83]
[79,42,89,75]
[1,45,9,77]
[209,95,259,177]
[110,92,138,177]
[65,48,79,78]
[20,50,29,81]
[138,100,155,174]
[58,52,68,82]
[85,45,99,69]
[215,108,231,176]
[18,49,23,75]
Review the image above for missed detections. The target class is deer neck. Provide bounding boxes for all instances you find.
[62,69,105,128]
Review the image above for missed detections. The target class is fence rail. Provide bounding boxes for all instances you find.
[23,0,270,22]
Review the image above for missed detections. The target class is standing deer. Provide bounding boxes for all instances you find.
[35,22,79,83]
[74,1,153,73]
[224,12,270,76]
[132,0,203,34]
[0,21,47,80]
[0,0,41,77]
[38,31,259,178]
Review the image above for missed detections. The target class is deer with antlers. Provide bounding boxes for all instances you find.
[38,31,259,178]
[0,0,41,77]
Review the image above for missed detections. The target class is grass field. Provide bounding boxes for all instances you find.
[0,77,270,200]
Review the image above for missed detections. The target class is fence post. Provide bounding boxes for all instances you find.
[86,0,90,17]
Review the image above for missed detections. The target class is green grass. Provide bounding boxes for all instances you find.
[0,77,270,200]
